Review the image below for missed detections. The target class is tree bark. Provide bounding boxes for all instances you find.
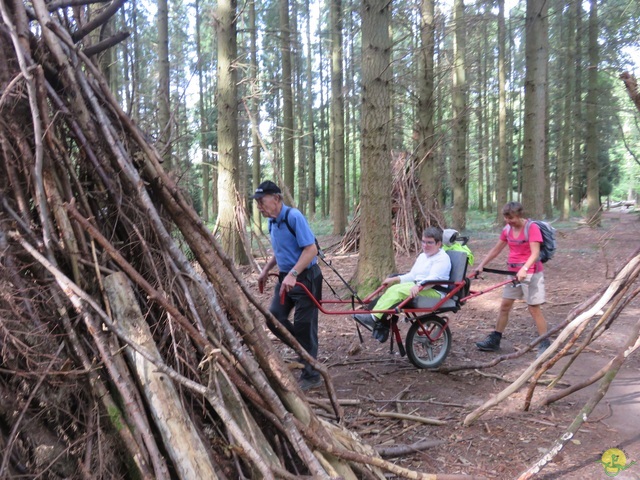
[280,0,296,196]
[496,0,509,221]
[620,72,640,113]
[571,0,584,211]
[521,0,549,217]
[330,0,346,234]
[417,0,441,218]
[585,0,601,226]
[157,0,172,168]
[217,0,248,264]
[451,0,467,230]
[356,0,396,292]
[558,0,576,220]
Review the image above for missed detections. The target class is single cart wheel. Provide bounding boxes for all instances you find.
[405,315,451,369]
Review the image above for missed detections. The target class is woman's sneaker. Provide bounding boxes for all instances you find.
[536,338,551,358]
[475,332,501,351]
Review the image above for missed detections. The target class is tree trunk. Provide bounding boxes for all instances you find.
[196,0,210,223]
[356,0,396,292]
[558,0,576,221]
[476,18,487,213]
[521,0,549,218]
[304,0,317,219]
[451,0,467,230]
[157,0,172,168]
[417,0,440,218]
[571,0,584,211]
[249,0,262,233]
[217,0,248,264]
[280,0,296,197]
[293,4,307,214]
[331,0,346,234]
[585,0,601,226]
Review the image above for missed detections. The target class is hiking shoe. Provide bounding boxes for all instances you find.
[476,332,501,351]
[372,323,389,343]
[536,338,551,358]
[298,376,323,391]
[353,313,376,331]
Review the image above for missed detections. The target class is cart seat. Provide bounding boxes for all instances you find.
[410,250,469,313]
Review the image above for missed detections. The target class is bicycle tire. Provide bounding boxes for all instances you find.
[405,316,452,369]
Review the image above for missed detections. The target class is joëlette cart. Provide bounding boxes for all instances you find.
[278,248,517,369]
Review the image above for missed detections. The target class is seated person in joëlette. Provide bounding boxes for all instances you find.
[353,227,452,342]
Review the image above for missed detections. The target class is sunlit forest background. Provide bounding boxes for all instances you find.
[102,0,639,232]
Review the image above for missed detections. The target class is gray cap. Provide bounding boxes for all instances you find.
[443,229,458,246]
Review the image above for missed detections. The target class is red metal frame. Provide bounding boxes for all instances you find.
[276,270,518,320]
[279,276,473,317]
[272,271,520,364]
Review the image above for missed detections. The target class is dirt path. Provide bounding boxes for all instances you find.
[307,209,640,479]
[250,209,640,478]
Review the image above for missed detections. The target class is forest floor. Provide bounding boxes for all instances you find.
[250,208,640,479]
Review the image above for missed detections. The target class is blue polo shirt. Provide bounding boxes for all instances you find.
[269,206,317,272]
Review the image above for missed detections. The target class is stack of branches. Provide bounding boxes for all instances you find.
[448,247,640,479]
[0,2,479,480]
[338,152,444,255]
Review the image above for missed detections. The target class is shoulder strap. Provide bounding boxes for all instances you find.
[282,207,296,238]
[273,207,323,256]
[269,207,297,238]
[524,219,532,243]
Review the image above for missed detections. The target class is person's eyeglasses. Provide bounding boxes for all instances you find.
[422,239,436,245]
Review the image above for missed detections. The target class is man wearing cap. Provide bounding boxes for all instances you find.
[252,181,323,391]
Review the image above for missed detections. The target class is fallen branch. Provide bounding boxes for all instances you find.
[464,253,640,426]
[369,410,447,426]
[375,440,445,458]
[539,287,640,407]
[523,276,640,411]
[517,315,640,479]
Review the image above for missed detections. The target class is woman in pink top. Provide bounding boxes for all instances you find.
[473,202,550,356]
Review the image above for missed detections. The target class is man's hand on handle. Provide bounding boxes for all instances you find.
[281,272,297,293]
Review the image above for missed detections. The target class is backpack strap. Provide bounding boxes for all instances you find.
[281,207,296,237]
[523,219,532,243]
[269,207,322,255]
[268,207,296,238]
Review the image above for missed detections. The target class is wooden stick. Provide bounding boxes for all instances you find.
[517,316,640,479]
[464,254,640,426]
[369,410,447,426]
[375,439,445,458]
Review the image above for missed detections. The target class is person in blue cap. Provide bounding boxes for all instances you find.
[252,181,323,391]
